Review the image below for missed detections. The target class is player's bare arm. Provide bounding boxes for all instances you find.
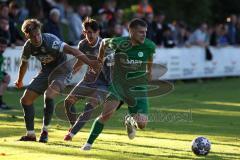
[97,40,107,63]
[63,44,100,72]
[15,60,28,89]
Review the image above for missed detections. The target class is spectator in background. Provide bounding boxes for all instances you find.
[65,4,83,45]
[1,3,24,46]
[98,10,109,38]
[175,21,190,47]
[26,0,44,20]
[0,17,11,45]
[85,5,92,17]
[0,37,10,110]
[187,22,209,47]
[43,8,63,40]
[77,4,87,20]
[153,12,167,46]
[109,8,124,26]
[8,1,25,45]
[0,3,8,19]
[144,13,156,41]
[226,14,237,45]
[210,23,229,47]
[108,23,123,37]
[162,26,175,48]
[13,0,29,23]
[236,15,240,45]
[137,0,153,18]
[98,0,117,22]
[9,1,28,25]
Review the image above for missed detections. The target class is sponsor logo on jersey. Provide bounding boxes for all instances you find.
[120,58,143,65]
[138,52,144,57]
[52,41,60,50]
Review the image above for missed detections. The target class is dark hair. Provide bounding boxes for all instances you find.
[9,1,19,9]
[82,17,100,32]
[0,37,7,45]
[128,18,147,29]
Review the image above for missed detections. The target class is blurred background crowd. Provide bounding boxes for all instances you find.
[1,0,240,48]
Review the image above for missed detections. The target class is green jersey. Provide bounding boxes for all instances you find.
[104,36,156,81]
[104,37,156,107]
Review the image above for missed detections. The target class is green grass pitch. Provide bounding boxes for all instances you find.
[0,78,239,160]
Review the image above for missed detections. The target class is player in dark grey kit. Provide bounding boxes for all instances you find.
[15,19,100,143]
[63,18,111,141]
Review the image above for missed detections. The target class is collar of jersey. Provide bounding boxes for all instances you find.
[89,37,100,48]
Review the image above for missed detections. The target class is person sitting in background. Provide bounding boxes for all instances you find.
[0,37,10,110]
[43,8,63,40]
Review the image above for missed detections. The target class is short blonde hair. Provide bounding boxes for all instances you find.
[21,19,42,35]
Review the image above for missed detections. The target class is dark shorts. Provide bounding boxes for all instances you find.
[27,70,71,95]
[69,79,109,102]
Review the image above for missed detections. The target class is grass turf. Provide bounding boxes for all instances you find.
[0,78,239,160]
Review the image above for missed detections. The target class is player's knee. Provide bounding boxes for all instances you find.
[44,90,55,99]
[99,113,111,123]
[20,96,33,105]
[64,97,75,111]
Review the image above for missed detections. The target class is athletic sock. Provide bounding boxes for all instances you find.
[86,118,104,145]
[65,100,77,126]
[42,125,48,132]
[22,104,35,131]
[27,130,35,137]
[43,98,54,126]
[71,103,94,135]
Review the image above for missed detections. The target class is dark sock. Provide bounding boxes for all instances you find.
[65,100,77,126]
[43,98,54,126]
[86,118,104,144]
[22,104,35,131]
[71,103,94,135]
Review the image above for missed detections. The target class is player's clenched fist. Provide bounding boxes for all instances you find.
[15,80,23,89]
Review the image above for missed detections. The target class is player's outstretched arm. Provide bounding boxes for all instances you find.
[15,60,28,89]
[97,40,107,63]
[63,44,100,72]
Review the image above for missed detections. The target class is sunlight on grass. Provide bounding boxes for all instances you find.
[1,79,240,159]
[202,101,240,107]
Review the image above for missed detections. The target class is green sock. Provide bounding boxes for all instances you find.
[87,119,104,144]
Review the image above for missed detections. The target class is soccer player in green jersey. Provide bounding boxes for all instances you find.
[81,18,156,150]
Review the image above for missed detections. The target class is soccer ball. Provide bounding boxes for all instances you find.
[191,136,211,156]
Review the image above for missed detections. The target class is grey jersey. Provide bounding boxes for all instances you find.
[78,37,109,84]
[21,33,67,71]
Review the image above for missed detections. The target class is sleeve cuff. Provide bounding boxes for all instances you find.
[60,42,66,52]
